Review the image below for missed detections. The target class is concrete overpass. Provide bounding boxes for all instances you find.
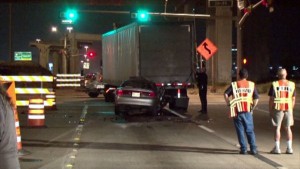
[30,32,101,75]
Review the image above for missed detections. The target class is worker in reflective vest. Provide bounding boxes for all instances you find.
[224,68,259,155]
[268,68,296,154]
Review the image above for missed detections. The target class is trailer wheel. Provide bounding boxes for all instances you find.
[88,92,99,98]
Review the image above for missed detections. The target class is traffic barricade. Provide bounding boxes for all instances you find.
[55,74,82,88]
[44,91,56,110]
[28,98,46,127]
[0,75,56,110]
[14,109,22,150]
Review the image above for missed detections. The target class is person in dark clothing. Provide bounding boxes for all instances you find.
[195,67,208,117]
[0,83,21,169]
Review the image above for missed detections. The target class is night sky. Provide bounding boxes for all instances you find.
[0,3,137,62]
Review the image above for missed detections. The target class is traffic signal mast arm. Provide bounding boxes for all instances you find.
[238,0,263,27]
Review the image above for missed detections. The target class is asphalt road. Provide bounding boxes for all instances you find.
[17,88,300,169]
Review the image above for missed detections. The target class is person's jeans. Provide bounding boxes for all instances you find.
[233,112,257,152]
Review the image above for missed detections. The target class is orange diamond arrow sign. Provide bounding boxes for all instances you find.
[197,38,218,60]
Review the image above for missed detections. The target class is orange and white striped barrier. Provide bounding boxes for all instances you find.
[28,98,45,127]
[0,75,55,108]
[14,109,22,150]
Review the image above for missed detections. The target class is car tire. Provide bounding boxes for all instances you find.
[88,92,99,98]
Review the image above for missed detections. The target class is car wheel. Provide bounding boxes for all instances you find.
[88,92,99,98]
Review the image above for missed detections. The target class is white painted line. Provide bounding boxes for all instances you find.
[198,125,215,133]
[256,107,300,121]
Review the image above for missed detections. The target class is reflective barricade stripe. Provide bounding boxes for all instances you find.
[0,75,55,109]
[15,88,51,94]
[16,100,29,106]
[0,75,53,82]
[55,74,83,88]
[28,115,45,119]
[28,98,46,127]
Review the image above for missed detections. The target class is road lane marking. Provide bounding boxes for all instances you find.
[63,105,88,169]
[256,107,300,121]
[168,108,288,169]
[198,125,215,133]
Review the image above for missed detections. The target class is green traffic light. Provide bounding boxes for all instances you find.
[65,9,78,23]
[137,10,150,22]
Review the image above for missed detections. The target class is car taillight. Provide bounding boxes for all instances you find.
[149,91,156,97]
[116,89,123,96]
[156,83,164,87]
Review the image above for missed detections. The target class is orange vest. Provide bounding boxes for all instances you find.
[230,80,254,117]
[272,80,295,111]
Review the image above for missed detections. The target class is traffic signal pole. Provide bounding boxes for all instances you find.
[236,0,265,79]
[236,9,242,80]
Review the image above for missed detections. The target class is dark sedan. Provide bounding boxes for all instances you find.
[114,77,161,116]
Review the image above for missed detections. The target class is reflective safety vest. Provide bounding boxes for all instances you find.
[229,80,255,117]
[272,80,295,112]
